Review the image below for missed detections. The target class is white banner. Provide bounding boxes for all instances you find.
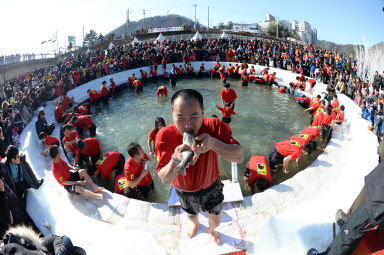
[148,27,184,33]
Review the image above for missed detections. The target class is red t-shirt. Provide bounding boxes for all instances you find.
[76,138,100,157]
[74,116,93,129]
[290,134,311,145]
[115,174,129,194]
[124,153,152,186]
[301,126,320,140]
[275,140,302,160]
[156,86,168,96]
[219,107,235,119]
[248,155,272,188]
[45,135,58,146]
[335,109,344,123]
[62,130,79,154]
[52,158,71,186]
[331,99,339,109]
[148,128,157,142]
[155,117,239,192]
[312,111,324,127]
[322,114,333,126]
[220,88,237,104]
[95,151,120,180]
[54,106,64,121]
[100,85,109,97]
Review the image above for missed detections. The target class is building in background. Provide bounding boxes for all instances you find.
[232,23,261,34]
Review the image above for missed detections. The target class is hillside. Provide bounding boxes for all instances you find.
[108,14,204,38]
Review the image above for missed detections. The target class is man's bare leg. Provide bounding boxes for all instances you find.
[187,214,200,238]
[208,213,221,244]
[75,186,104,200]
[79,169,104,193]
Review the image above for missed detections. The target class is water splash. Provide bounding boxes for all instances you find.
[355,36,384,82]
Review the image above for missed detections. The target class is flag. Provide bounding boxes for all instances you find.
[41,41,46,44]
[51,40,56,43]
[48,39,52,42]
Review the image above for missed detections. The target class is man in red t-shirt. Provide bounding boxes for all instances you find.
[269,139,313,174]
[95,151,125,181]
[39,132,59,157]
[155,89,244,244]
[74,138,103,174]
[50,145,104,200]
[220,83,237,109]
[62,124,79,157]
[301,126,320,140]
[100,80,110,104]
[214,103,239,124]
[123,143,153,200]
[243,155,271,192]
[54,101,67,123]
[71,115,96,137]
[334,105,345,125]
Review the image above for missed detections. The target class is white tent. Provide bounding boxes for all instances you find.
[191,31,203,41]
[155,33,167,43]
[132,37,141,45]
[220,32,229,39]
[108,42,114,49]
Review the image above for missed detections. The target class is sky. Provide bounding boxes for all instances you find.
[0,0,383,55]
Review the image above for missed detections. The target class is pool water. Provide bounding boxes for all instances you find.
[92,77,311,203]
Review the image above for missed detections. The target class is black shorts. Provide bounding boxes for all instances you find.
[269,146,284,169]
[222,117,231,124]
[175,179,224,216]
[124,181,154,200]
[64,171,81,194]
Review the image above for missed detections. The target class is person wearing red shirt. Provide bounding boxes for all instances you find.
[71,115,96,137]
[320,107,334,142]
[334,105,345,125]
[95,151,125,181]
[243,155,271,191]
[54,101,66,123]
[149,66,157,80]
[227,64,235,78]
[186,64,194,77]
[124,143,154,200]
[100,80,109,104]
[331,95,340,109]
[74,138,103,174]
[241,73,249,86]
[140,70,148,80]
[214,103,239,124]
[301,126,320,140]
[148,117,166,158]
[50,145,104,200]
[235,64,241,78]
[161,58,167,72]
[133,79,143,92]
[155,89,244,244]
[156,85,168,98]
[269,140,313,174]
[74,103,90,116]
[249,66,256,75]
[62,124,79,158]
[220,83,237,109]
[127,73,136,88]
[290,133,311,146]
[295,96,311,108]
[39,132,59,157]
[87,89,102,106]
[268,72,277,85]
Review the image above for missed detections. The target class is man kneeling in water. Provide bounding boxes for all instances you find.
[50,145,104,200]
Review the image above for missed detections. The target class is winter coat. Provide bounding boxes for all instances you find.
[364,162,384,225]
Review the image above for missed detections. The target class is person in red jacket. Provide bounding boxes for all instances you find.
[74,138,103,174]
[100,80,109,104]
[227,64,235,78]
[133,78,143,92]
[148,117,166,158]
[220,83,237,109]
[70,115,96,137]
[149,66,157,79]
[295,96,311,108]
[244,155,272,192]
[54,101,66,123]
[214,103,240,124]
[95,151,125,181]
[87,89,102,106]
[123,143,154,200]
[241,72,249,86]
[140,69,148,80]
[50,145,104,200]
[334,105,345,125]
[39,132,59,157]
[62,124,79,159]
[128,73,136,88]
[156,85,168,98]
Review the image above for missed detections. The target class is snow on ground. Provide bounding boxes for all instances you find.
[20,62,378,255]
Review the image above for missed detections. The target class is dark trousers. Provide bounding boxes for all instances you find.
[114,154,126,176]
[321,201,375,255]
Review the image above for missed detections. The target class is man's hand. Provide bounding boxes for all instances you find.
[76,180,86,186]
[195,133,214,154]
[173,143,201,166]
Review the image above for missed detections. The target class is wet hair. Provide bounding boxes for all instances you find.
[224,83,230,88]
[317,95,321,99]
[102,80,107,85]
[127,142,141,157]
[340,105,345,111]
[303,143,313,154]
[333,94,338,99]
[49,145,59,159]
[6,145,19,161]
[211,114,218,118]
[171,89,204,110]
[38,132,47,140]
[62,124,73,132]
[256,178,268,192]
[155,117,166,133]
[224,102,231,107]
[76,140,86,150]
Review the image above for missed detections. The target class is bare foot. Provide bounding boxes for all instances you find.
[187,223,200,239]
[92,186,104,193]
[208,229,220,245]
[94,193,104,200]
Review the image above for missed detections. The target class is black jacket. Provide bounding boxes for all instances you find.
[364,162,384,225]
